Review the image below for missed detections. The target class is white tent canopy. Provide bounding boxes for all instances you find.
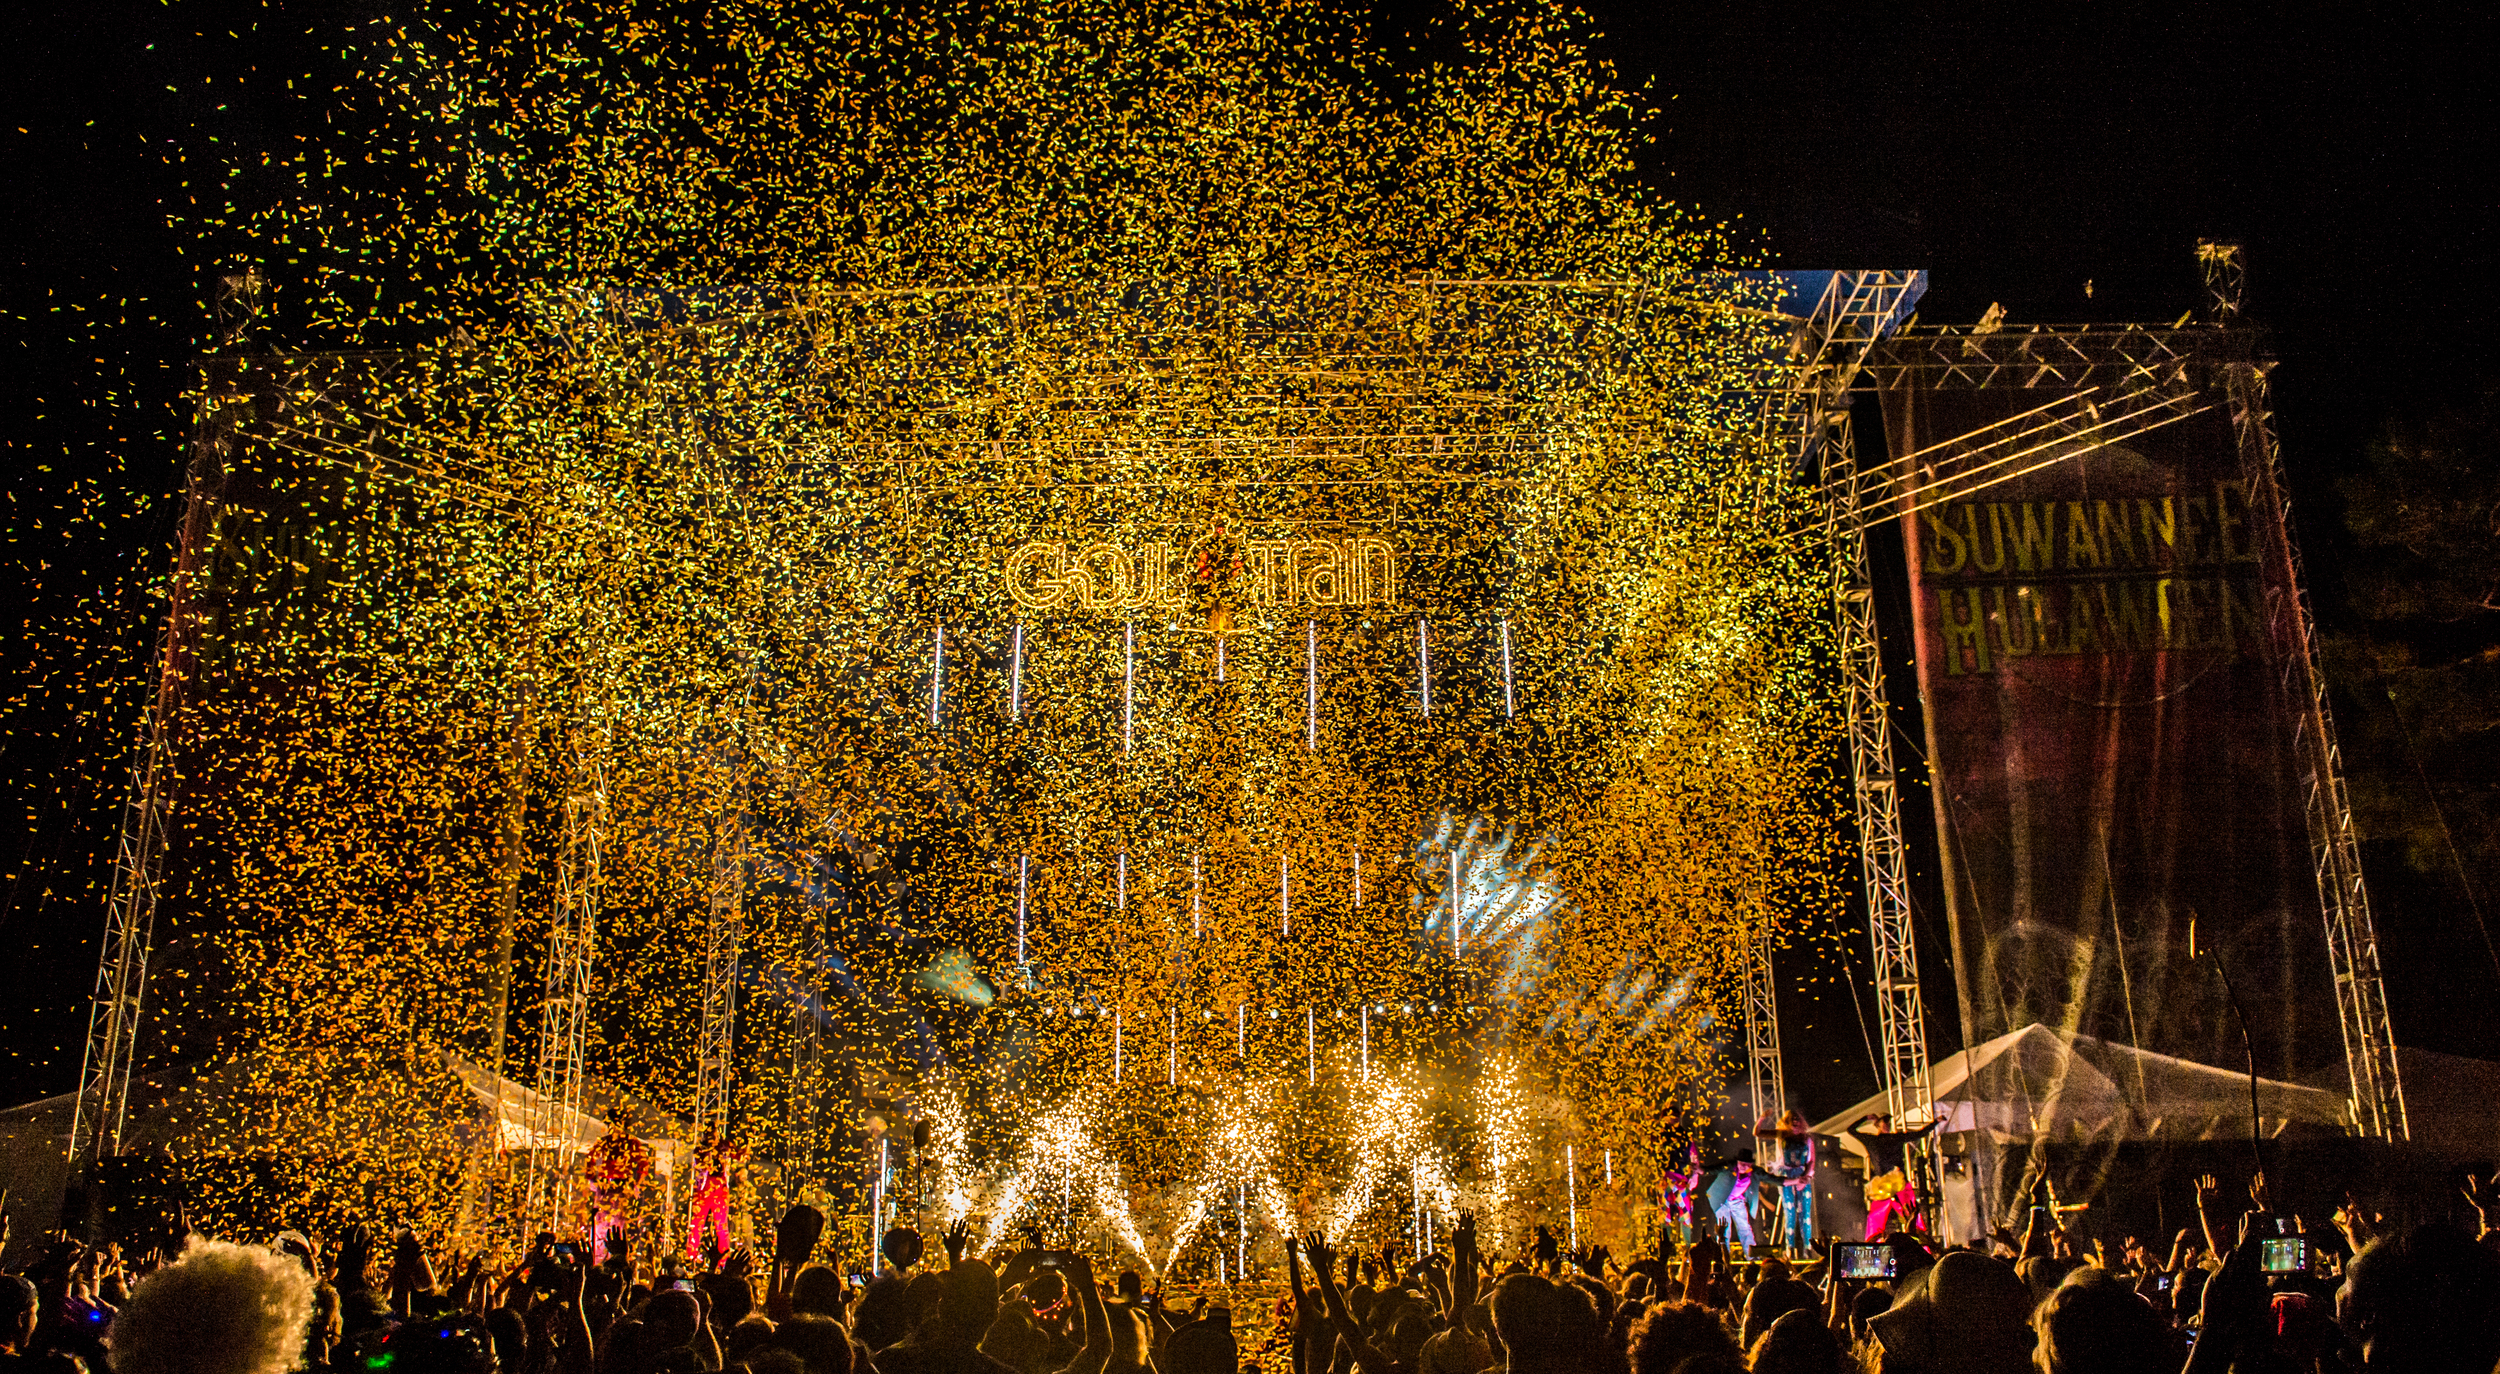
[1811,1022,2353,1163]
[445,1058,679,1179]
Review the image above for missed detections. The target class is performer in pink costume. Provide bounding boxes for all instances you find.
[684,1132,744,1262]
[1847,1112,1938,1239]
[584,1127,652,1255]
[1658,1143,1703,1246]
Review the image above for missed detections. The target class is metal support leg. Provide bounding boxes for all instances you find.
[70,331,247,1169]
[526,732,608,1226]
[2201,241,2404,1142]
[1743,927,1785,1129]
[1826,412,1933,1126]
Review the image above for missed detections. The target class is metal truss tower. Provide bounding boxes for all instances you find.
[1739,930,1786,1138]
[1747,270,1929,1131]
[525,730,610,1225]
[70,269,262,1168]
[2201,242,2408,1141]
[1823,408,1933,1126]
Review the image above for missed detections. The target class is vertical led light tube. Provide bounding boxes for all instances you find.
[1354,849,1362,906]
[1016,855,1029,966]
[1500,617,1514,717]
[931,623,945,725]
[875,1137,891,1269]
[1192,852,1202,938]
[1010,622,1024,720]
[1305,1006,1315,1084]
[1604,1148,1613,1185]
[1236,1003,1246,1059]
[1418,616,1431,714]
[1168,1005,1178,1085]
[1566,1143,1579,1249]
[1361,1006,1370,1078]
[1279,856,1289,936]
[1122,622,1135,755]
[1305,619,1318,749]
[1215,636,1226,682]
[1449,848,1463,958]
[1411,1163,1422,1254]
[1113,1007,1123,1082]
[1117,851,1127,912]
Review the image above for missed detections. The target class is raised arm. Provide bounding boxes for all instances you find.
[1681,1227,1722,1307]
[2183,1215,2265,1374]
[1302,1234,1396,1374]
[2193,1173,2229,1262]
[1054,1255,1113,1374]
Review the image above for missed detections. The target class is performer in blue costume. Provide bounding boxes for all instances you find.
[1766,1110,1816,1254]
[1708,1153,1759,1250]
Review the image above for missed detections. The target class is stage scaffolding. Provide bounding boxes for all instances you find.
[67,270,262,1169]
[64,257,2408,1252]
[1846,250,2407,1145]
[524,727,611,1225]
[2201,242,2408,1142]
[1748,271,1931,1143]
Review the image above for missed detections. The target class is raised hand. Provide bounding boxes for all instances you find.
[2248,1171,2274,1214]
[1301,1232,1339,1289]
[2193,1173,2229,1259]
[945,1217,973,1265]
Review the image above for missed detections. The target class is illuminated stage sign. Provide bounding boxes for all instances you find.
[1005,535,1399,612]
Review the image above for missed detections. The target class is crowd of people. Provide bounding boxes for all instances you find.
[3,1169,2499,1374]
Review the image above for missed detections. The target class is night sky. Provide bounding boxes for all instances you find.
[3,1,2492,1120]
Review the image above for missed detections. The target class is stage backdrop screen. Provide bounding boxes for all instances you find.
[1882,370,2347,1201]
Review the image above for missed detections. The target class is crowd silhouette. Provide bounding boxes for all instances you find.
[2,1168,2498,1374]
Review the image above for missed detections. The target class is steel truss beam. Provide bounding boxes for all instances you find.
[1746,271,1929,1135]
[2200,243,2407,1141]
[1797,381,2216,550]
[525,730,610,1226]
[1856,321,2256,393]
[1739,925,1785,1140]
[70,275,264,1169]
[1824,409,1932,1127]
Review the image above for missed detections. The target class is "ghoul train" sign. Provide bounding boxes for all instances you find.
[1004,527,1400,616]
